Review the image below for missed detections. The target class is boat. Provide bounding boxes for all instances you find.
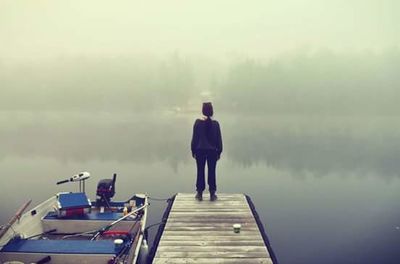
[0,172,149,264]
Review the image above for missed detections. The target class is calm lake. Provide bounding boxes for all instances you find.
[0,111,399,264]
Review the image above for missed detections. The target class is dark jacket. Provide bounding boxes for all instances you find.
[191,118,223,155]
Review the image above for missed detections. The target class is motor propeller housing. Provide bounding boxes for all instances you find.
[96,173,117,206]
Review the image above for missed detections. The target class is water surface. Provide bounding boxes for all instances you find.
[1,111,399,264]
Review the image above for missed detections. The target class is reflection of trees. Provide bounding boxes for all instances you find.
[0,116,190,167]
[225,119,400,178]
[1,114,399,179]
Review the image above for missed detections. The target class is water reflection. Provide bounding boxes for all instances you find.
[1,112,399,179]
[226,115,400,179]
[0,156,399,264]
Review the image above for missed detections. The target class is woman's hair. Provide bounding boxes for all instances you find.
[202,102,215,145]
[202,102,213,117]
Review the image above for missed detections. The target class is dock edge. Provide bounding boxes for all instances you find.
[245,194,279,264]
[148,193,176,263]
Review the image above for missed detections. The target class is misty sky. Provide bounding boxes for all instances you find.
[0,0,399,179]
[1,0,399,59]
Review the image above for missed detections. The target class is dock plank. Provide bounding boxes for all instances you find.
[155,251,269,258]
[157,235,264,241]
[164,226,259,232]
[161,230,263,237]
[156,245,269,253]
[165,222,258,227]
[153,258,273,264]
[158,240,265,247]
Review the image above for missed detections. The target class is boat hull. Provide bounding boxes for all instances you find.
[1,252,116,264]
[0,194,148,264]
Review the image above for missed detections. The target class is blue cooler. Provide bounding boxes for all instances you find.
[57,192,91,217]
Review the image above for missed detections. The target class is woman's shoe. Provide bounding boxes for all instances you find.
[210,191,218,201]
[195,191,203,201]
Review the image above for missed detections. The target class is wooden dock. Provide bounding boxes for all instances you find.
[149,193,278,264]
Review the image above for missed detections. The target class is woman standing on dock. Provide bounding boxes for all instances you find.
[191,102,223,201]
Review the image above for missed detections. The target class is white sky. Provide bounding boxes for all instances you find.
[0,0,399,59]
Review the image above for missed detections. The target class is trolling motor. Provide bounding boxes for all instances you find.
[96,173,117,207]
[57,171,91,192]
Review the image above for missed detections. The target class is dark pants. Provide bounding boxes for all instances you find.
[195,150,218,192]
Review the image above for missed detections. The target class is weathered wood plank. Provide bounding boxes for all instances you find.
[176,197,246,201]
[173,207,251,213]
[176,195,244,198]
[174,201,247,205]
[156,245,269,253]
[174,198,246,201]
[171,205,249,210]
[172,203,249,206]
[176,194,245,198]
[166,217,256,223]
[158,240,265,247]
[165,222,258,228]
[172,203,249,207]
[177,193,245,198]
[169,210,251,214]
[157,235,263,241]
[167,219,254,224]
[175,199,246,203]
[172,203,247,207]
[167,213,254,218]
[167,214,253,218]
[171,208,250,211]
[172,202,248,206]
[165,223,258,228]
[168,212,251,217]
[175,200,246,203]
[162,230,262,237]
[153,258,273,264]
[164,226,259,232]
[155,251,269,258]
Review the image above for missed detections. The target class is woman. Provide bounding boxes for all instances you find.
[191,102,223,201]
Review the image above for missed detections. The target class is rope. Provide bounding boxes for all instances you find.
[148,195,174,202]
[145,221,165,232]
[62,229,98,239]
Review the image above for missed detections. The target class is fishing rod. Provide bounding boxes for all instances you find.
[91,203,149,241]
[0,199,32,240]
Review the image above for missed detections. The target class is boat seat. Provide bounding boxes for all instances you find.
[42,211,137,233]
[0,238,124,255]
[44,211,130,221]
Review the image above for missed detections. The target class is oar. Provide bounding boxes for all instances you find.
[25,229,57,240]
[91,203,148,241]
[0,199,32,239]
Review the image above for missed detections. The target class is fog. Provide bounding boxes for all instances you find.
[1,50,400,179]
[1,1,400,264]
[1,0,399,58]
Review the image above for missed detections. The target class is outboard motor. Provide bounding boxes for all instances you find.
[96,173,117,206]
